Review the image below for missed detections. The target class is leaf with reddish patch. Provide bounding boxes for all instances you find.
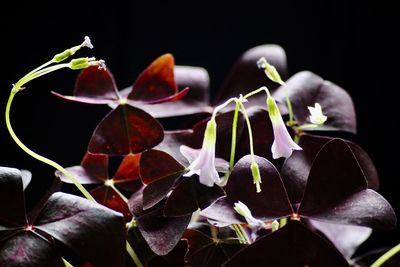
[214,44,288,106]
[129,192,191,256]
[113,153,141,186]
[281,134,380,203]
[55,153,108,185]
[298,139,396,229]
[183,229,244,267]
[128,54,179,102]
[224,221,349,267]
[88,104,163,155]
[164,177,226,217]
[0,232,64,267]
[90,186,132,221]
[122,65,212,119]
[273,71,357,133]
[200,155,292,226]
[52,66,119,105]
[309,219,372,258]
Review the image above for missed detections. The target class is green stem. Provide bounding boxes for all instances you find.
[126,241,144,267]
[211,97,237,120]
[5,88,95,201]
[237,101,255,163]
[283,82,294,127]
[371,243,400,267]
[228,102,240,172]
[243,86,268,99]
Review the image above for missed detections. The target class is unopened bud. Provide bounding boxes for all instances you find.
[251,162,262,193]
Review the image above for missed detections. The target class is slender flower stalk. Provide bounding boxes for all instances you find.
[267,93,302,159]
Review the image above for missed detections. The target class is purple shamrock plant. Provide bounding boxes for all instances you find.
[1,37,399,267]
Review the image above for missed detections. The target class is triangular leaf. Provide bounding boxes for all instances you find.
[298,139,396,229]
[128,54,178,102]
[164,177,225,217]
[88,104,163,155]
[129,192,191,256]
[0,232,64,267]
[140,149,185,185]
[51,66,119,105]
[35,192,126,267]
[281,134,380,204]
[224,221,349,267]
[90,186,132,221]
[200,155,292,226]
[310,219,372,258]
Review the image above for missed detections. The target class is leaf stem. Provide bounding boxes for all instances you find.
[237,101,255,163]
[371,243,400,267]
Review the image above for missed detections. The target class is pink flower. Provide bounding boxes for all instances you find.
[180,119,228,187]
[267,94,302,159]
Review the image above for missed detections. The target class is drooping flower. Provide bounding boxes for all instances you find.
[308,102,327,125]
[234,201,268,241]
[267,94,302,159]
[180,119,227,187]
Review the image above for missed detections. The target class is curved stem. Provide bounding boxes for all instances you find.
[5,88,95,201]
[371,243,400,267]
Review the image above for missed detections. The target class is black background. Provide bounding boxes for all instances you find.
[1,0,399,258]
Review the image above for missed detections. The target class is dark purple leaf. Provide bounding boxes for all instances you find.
[140,149,185,185]
[128,54,179,102]
[200,155,292,226]
[51,66,119,105]
[183,229,244,267]
[214,44,288,106]
[224,221,349,267]
[90,186,132,221]
[298,139,396,229]
[0,167,26,226]
[309,219,372,258]
[88,104,163,155]
[0,232,64,267]
[164,177,226,217]
[140,149,185,209]
[281,134,380,204]
[35,192,126,267]
[142,173,182,210]
[273,71,357,133]
[129,192,191,256]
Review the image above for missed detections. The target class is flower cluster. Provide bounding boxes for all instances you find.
[1,37,397,267]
